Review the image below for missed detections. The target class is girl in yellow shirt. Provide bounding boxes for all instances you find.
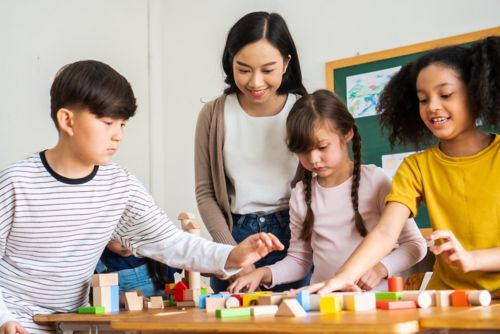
[308,36,500,294]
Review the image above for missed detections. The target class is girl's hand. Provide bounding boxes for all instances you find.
[225,233,284,270]
[228,267,270,293]
[303,277,361,296]
[228,264,256,284]
[0,321,28,334]
[428,230,477,272]
[356,262,388,291]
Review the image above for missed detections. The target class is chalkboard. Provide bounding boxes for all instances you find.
[325,26,500,228]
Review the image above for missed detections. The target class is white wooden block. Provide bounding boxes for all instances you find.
[468,290,491,306]
[205,297,227,313]
[276,299,307,317]
[401,291,433,308]
[251,305,278,317]
[344,292,376,311]
[150,296,164,309]
[93,287,112,313]
[435,290,454,307]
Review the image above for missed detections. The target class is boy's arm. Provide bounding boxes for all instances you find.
[309,202,411,294]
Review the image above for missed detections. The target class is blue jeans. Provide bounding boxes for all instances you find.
[115,263,164,297]
[211,209,312,293]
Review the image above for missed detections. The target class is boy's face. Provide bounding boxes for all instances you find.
[68,108,127,166]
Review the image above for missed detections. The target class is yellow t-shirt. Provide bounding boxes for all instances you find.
[386,134,500,294]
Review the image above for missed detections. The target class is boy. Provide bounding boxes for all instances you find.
[0,60,284,334]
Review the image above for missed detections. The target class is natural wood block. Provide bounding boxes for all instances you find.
[91,273,118,287]
[276,299,307,317]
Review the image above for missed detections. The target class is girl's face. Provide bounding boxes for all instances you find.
[297,122,353,186]
[232,39,290,105]
[416,64,475,142]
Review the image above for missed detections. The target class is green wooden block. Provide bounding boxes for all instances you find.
[375,291,404,301]
[77,306,105,314]
[200,288,208,295]
[215,307,251,318]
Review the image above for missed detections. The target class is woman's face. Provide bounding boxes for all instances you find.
[232,39,290,106]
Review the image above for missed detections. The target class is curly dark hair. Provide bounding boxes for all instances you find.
[378,36,500,148]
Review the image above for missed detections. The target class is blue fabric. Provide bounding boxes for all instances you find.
[211,209,312,293]
[100,247,146,271]
[113,263,164,297]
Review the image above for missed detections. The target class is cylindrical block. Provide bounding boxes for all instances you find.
[387,276,404,292]
[468,290,491,306]
[225,296,241,309]
[401,291,432,308]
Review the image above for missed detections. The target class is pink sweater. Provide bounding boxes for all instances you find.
[268,165,427,291]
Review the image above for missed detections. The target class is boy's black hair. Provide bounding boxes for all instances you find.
[286,89,366,243]
[378,36,500,149]
[222,11,306,96]
[50,60,137,128]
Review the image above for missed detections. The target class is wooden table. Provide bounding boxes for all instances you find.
[35,303,500,334]
[419,302,500,333]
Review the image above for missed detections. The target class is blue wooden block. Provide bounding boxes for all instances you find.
[296,290,311,312]
[110,285,119,312]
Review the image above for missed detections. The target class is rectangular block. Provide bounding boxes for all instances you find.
[344,292,376,311]
[376,300,417,310]
[250,305,278,317]
[91,273,118,287]
[435,290,454,307]
[78,306,105,314]
[110,285,119,312]
[93,287,112,313]
[215,307,251,318]
[375,291,403,301]
[320,295,342,314]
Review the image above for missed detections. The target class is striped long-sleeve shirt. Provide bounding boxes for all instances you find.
[0,152,234,333]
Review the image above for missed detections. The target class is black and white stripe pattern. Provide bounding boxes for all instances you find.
[0,152,232,333]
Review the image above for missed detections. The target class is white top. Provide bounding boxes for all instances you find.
[0,152,235,333]
[223,93,298,214]
[268,165,427,291]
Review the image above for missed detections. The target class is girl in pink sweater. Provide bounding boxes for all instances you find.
[229,90,426,292]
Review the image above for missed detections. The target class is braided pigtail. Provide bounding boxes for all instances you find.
[350,125,367,237]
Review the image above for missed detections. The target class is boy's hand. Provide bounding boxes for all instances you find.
[0,321,28,334]
[428,230,476,272]
[228,267,270,293]
[225,233,284,270]
[356,262,388,291]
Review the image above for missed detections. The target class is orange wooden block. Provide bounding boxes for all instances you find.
[451,290,470,307]
[376,300,417,310]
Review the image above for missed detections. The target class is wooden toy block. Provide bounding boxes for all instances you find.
[296,290,311,312]
[319,295,342,314]
[186,289,201,306]
[344,292,376,311]
[451,290,470,307]
[78,306,105,314]
[177,212,195,220]
[91,273,118,287]
[93,286,112,313]
[401,291,433,308]
[242,294,260,306]
[468,290,491,306]
[419,272,433,290]
[376,300,417,310]
[375,291,403,301]
[199,294,209,309]
[176,300,196,308]
[250,305,279,317]
[200,287,208,295]
[225,296,241,308]
[230,294,243,306]
[205,297,228,313]
[387,276,404,292]
[150,296,164,309]
[258,294,282,305]
[276,299,307,317]
[174,281,188,302]
[110,285,119,312]
[181,220,201,231]
[309,294,321,311]
[435,290,454,307]
[215,307,251,318]
[124,292,143,311]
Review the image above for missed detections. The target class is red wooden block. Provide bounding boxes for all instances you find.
[387,276,404,292]
[451,290,470,307]
[376,300,417,310]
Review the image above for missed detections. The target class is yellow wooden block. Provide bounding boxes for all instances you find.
[242,294,260,306]
[320,295,342,314]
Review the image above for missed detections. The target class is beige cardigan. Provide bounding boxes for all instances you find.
[195,95,303,246]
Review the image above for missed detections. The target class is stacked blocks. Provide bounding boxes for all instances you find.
[91,273,119,313]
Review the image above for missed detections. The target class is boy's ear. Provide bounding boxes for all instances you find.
[56,108,75,136]
[344,128,354,142]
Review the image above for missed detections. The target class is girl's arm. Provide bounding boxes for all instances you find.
[194,101,235,245]
[309,202,411,294]
[429,230,500,272]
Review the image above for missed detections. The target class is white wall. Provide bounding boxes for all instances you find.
[2,0,499,238]
[0,0,150,185]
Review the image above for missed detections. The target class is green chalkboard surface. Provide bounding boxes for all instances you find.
[325,27,500,228]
